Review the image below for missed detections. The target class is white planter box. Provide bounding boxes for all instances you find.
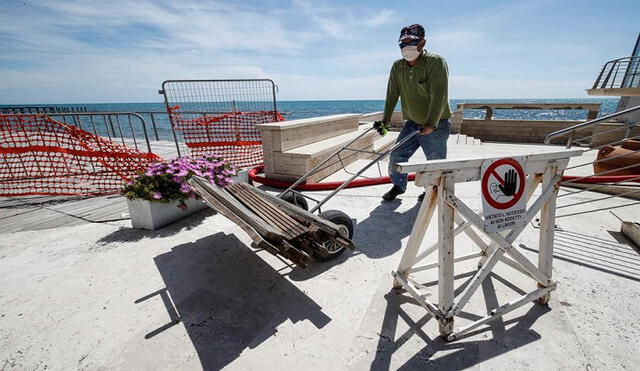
[127,169,249,230]
[127,198,208,230]
[233,168,249,183]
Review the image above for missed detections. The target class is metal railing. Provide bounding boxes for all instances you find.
[544,105,640,218]
[18,109,283,159]
[45,112,154,153]
[38,109,287,159]
[592,56,640,90]
[134,110,248,141]
[544,105,640,147]
[0,105,88,114]
[116,110,290,144]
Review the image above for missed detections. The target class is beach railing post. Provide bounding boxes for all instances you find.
[149,112,160,141]
[484,106,493,120]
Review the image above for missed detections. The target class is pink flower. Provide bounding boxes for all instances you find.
[148,163,164,174]
[172,176,183,183]
[153,192,163,200]
[178,203,188,211]
[180,183,191,193]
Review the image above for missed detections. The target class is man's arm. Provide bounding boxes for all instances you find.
[423,57,449,128]
[382,64,399,124]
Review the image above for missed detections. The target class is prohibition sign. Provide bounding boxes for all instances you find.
[481,158,526,209]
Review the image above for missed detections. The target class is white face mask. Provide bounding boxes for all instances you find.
[401,46,420,61]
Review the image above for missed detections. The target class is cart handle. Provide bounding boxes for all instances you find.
[277,127,379,198]
[308,130,419,213]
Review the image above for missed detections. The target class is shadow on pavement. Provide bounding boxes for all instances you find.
[136,232,331,371]
[368,273,548,371]
[97,209,213,244]
[288,199,421,281]
[519,228,640,282]
[354,200,421,259]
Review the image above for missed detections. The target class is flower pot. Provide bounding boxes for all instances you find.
[231,168,249,184]
[127,197,208,230]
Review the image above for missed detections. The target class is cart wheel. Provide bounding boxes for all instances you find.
[280,191,309,211]
[315,209,354,261]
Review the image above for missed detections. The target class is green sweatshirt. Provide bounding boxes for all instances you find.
[383,51,451,128]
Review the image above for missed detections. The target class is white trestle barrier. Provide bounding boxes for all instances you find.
[391,150,582,341]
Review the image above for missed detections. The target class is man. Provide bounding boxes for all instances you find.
[376,24,451,202]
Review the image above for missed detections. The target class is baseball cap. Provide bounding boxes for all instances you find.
[398,24,425,41]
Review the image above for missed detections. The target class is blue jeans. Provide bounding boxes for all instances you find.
[388,119,450,191]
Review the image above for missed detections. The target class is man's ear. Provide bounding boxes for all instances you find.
[418,39,426,51]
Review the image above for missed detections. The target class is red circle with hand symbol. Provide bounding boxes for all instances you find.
[481,158,526,209]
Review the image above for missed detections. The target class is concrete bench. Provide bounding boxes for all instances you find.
[258,114,360,153]
[267,124,395,182]
[258,114,401,183]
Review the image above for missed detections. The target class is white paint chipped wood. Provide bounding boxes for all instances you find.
[391,150,581,340]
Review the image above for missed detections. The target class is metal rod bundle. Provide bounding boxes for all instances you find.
[188,177,355,268]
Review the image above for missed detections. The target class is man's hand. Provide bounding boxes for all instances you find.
[418,125,435,136]
[373,121,389,136]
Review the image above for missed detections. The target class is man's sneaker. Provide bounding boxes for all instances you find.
[418,192,425,202]
[382,185,405,201]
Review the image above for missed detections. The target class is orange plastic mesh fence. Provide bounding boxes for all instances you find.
[168,106,284,167]
[0,114,161,197]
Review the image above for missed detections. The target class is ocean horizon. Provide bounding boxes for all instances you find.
[1,98,620,142]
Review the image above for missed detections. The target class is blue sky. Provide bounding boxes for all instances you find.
[0,0,638,103]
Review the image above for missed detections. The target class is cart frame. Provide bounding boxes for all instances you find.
[277,127,420,214]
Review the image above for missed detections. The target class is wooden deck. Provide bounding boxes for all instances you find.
[0,139,184,234]
[0,194,128,233]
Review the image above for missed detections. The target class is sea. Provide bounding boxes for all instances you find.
[1,98,620,143]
